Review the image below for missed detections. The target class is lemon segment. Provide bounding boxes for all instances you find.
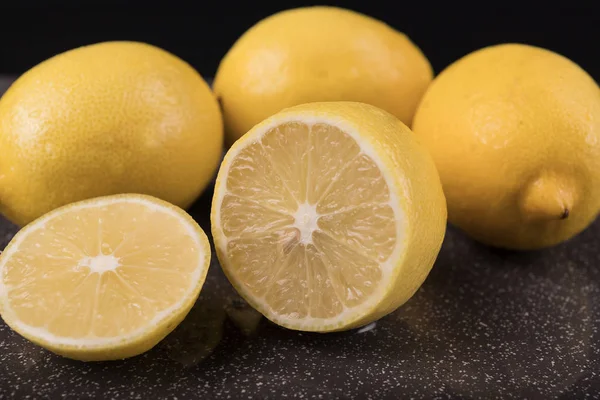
[0,194,210,361]
[212,102,447,332]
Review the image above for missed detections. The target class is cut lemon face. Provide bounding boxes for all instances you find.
[0,194,210,361]
[212,102,447,332]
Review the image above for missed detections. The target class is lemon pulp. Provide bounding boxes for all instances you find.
[214,118,403,330]
[213,102,446,332]
[0,194,210,360]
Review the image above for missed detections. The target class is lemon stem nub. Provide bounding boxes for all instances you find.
[519,174,575,222]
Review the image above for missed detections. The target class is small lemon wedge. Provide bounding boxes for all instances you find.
[0,194,210,361]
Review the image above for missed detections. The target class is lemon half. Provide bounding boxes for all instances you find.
[0,194,210,361]
[211,102,446,332]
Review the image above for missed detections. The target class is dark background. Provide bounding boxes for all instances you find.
[0,2,599,81]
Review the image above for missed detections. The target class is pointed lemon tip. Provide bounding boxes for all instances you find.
[519,174,576,222]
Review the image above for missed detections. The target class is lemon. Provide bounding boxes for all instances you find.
[0,41,223,227]
[214,6,432,145]
[413,44,600,249]
[0,194,210,361]
[211,102,446,332]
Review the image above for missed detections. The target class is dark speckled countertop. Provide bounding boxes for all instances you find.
[1,76,599,399]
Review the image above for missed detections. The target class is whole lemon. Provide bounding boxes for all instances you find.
[413,44,600,249]
[0,41,223,226]
[214,6,432,145]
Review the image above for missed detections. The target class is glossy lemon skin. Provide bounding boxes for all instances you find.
[214,6,432,145]
[0,41,223,226]
[413,44,600,249]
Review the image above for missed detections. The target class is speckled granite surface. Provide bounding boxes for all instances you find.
[1,76,600,399]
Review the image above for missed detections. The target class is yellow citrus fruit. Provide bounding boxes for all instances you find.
[211,102,446,332]
[0,41,223,227]
[0,194,210,361]
[413,44,600,249]
[214,6,432,145]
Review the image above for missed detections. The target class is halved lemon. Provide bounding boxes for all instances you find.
[0,194,210,361]
[211,102,447,332]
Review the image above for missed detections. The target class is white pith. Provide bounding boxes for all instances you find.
[79,254,121,273]
[213,114,407,330]
[0,196,208,348]
[293,202,319,245]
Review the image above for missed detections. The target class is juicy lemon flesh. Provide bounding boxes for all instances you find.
[219,121,397,325]
[0,195,208,360]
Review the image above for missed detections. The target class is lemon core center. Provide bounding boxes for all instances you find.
[79,254,120,273]
[293,202,319,245]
